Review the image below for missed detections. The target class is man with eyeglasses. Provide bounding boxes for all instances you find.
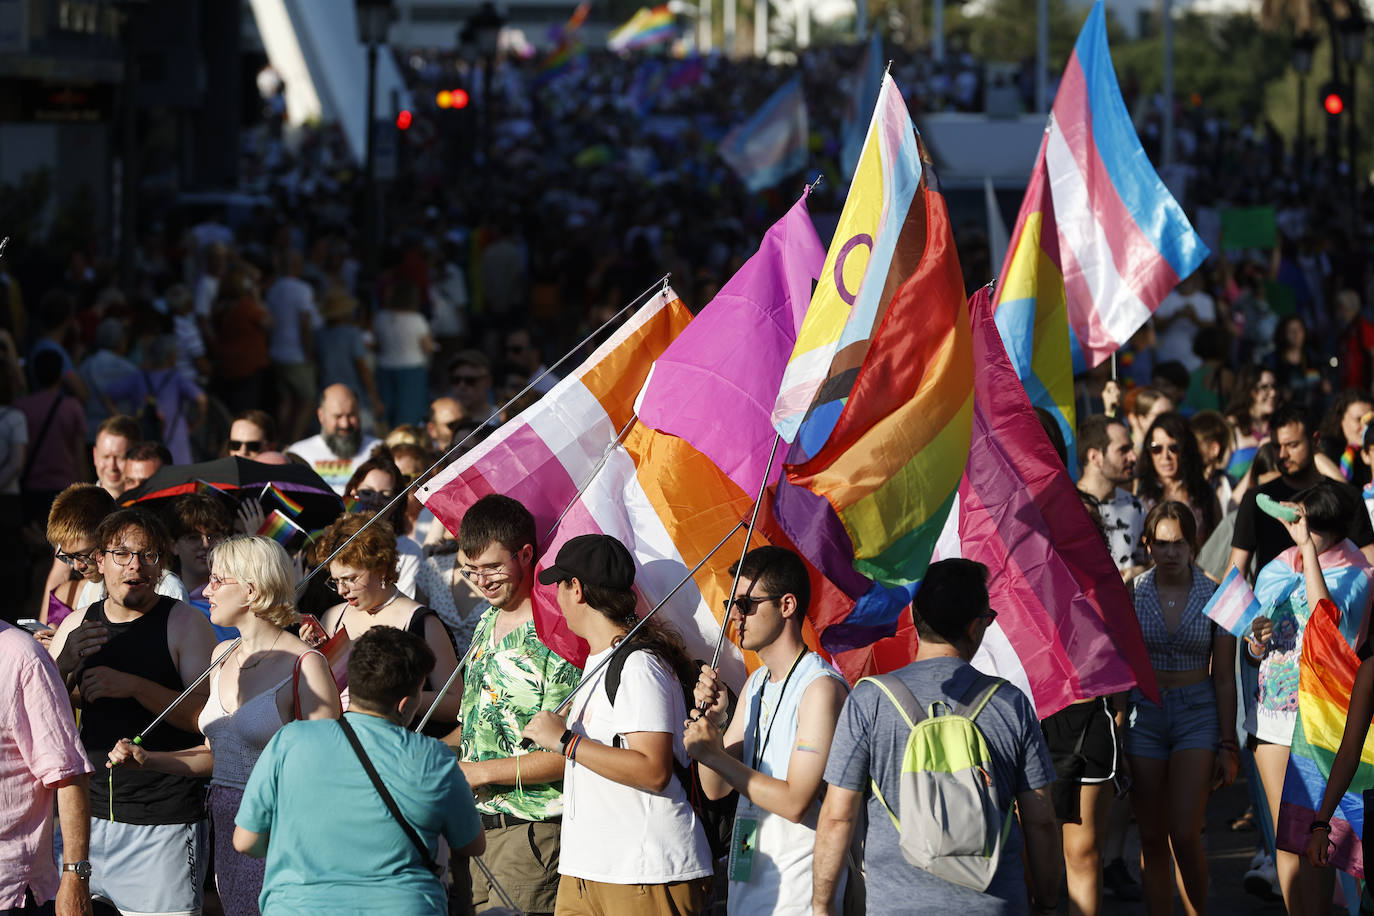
[684,546,849,915]
[812,559,1060,916]
[446,351,496,422]
[47,508,217,916]
[287,384,382,495]
[447,494,580,915]
[425,396,465,452]
[503,330,558,396]
[1230,402,1374,581]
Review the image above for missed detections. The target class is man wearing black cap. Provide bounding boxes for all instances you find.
[523,534,714,916]
[451,496,580,915]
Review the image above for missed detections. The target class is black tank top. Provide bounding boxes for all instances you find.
[82,596,206,825]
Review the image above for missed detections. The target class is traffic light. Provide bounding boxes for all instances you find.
[396,109,413,130]
[1320,82,1348,116]
[436,89,470,110]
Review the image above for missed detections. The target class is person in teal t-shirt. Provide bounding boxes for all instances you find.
[235,626,485,915]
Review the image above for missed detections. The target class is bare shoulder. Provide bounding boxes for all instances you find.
[167,600,216,647]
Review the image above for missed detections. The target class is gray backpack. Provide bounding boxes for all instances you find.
[862,672,1013,892]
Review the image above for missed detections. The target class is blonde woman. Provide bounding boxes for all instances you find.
[109,535,340,916]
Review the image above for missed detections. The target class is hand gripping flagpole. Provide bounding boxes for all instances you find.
[298,273,672,597]
[516,519,748,750]
[699,433,783,709]
[131,638,241,745]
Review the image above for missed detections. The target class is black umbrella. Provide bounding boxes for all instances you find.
[120,457,345,534]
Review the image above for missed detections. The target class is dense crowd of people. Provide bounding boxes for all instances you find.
[8,28,1374,916]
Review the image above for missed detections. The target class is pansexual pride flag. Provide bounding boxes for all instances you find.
[772,74,973,649]
[1203,565,1263,638]
[607,5,675,51]
[1278,598,1374,877]
[420,288,764,688]
[992,1,1207,452]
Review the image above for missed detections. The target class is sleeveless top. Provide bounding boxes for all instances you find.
[729,652,849,916]
[329,603,456,735]
[197,652,313,791]
[47,589,74,629]
[1133,567,1218,673]
[82,596,206,824]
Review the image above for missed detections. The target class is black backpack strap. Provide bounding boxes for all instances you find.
[338,717,441,876]
[20,391,64,485]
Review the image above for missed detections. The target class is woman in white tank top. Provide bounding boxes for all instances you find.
[107,535,341,916]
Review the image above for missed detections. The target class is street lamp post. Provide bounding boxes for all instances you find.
[1292,33,1317,177]
[1337,15,1366,192]
[461,3,506,168]
[356,0,393,315]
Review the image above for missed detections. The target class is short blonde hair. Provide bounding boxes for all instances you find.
[209,535,299,628]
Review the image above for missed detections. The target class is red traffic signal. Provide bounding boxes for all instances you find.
[436,89,470,110]
[396,109,413,130]
[1325,91,1345,115]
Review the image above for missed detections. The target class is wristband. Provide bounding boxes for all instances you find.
[1311,820,1331,833]
[555,729,573,755]
[565,734,583,761]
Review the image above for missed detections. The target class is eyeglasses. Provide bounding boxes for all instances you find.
[326,572,367,592]
[207,574,239,589]
[103,548,161,567]
[1149,442,1181,456]
[56,548,96,568]
[1255,383,1277,392]
[461,563,511,583]
[722,595,784,616]
[506,343,527,354]
[228,439,263,452]
[451,374,488,386]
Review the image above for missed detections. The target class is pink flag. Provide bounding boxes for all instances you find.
[637,190,824,493]
[958,286,1158,716]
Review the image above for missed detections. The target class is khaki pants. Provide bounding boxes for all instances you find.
[467,820,562,915]
[553,875,712,916]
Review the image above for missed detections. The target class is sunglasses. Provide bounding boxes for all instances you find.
[354,488,395,502]
[983,608,999,624]
[1149,442,1181,455]
[451,374,488,386]
[228,439,263,452]
[722,594,784,615]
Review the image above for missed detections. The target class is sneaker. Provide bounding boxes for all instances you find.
[1248,850,1268,871]
[1243,860,1282,903]
[1104,858,1143,901]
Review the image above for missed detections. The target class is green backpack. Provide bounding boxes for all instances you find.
[862,672,1014,892]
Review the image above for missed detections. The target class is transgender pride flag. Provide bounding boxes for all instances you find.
[1202,565,1263,638]
[993,2,1208,456]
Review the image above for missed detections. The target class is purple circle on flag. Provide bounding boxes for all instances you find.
[834,234,874,306]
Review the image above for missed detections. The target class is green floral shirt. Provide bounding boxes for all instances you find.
[458,606,581,818]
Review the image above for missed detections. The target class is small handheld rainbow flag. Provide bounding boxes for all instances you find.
[257,509,310,554]
[260,483,305,517]
[1202,565,1263,638]
[195,479,232,498]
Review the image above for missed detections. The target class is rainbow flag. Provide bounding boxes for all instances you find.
[257,509,309,553]
[607,5,675,52]
[992,1,1207,459]
[194,479,232,498]
[261,483,304,517]
[771,74,973,648]
[421,287,767,688]
[1277,598,1374,877]
[536,3,590,86]
[1203,565,1264,638]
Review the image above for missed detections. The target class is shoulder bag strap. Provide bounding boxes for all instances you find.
[338,716,441,876]
[20,391,65,484]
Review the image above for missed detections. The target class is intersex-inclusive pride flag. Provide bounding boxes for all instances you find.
[1203,565,1264,638]
[638,189,825,494]
[771,74,974,653]
[992,1,1208,455]
[420,288,759,688]
[607,5,675,51]
[958,286,1156,715]
[1277,598,1374,877]
[717,76,809,194]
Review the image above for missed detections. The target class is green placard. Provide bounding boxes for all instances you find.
[1220,206,1277,250]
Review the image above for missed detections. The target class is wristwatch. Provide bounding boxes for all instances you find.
[61,860,92,880]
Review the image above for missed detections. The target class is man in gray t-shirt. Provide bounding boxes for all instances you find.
[812,560,1061,915]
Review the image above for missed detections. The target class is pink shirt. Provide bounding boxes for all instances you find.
[0,623,92,907]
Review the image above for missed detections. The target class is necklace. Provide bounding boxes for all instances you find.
[238,630,284,670]
[363,588,402,616]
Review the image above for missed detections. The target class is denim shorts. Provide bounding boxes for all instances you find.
[1124,679,1220,760]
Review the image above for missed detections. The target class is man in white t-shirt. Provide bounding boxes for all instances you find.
[685,546,849,915]
[265,250,320,444]
[1153,271,1215,373]
[1077,414,1147,580]
[287,384,381,495]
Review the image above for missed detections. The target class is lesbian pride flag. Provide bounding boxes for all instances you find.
[1278,598,1374,877]
[420,288,759,687]
[993,2,1207,455]
[1203,565,1263,638]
